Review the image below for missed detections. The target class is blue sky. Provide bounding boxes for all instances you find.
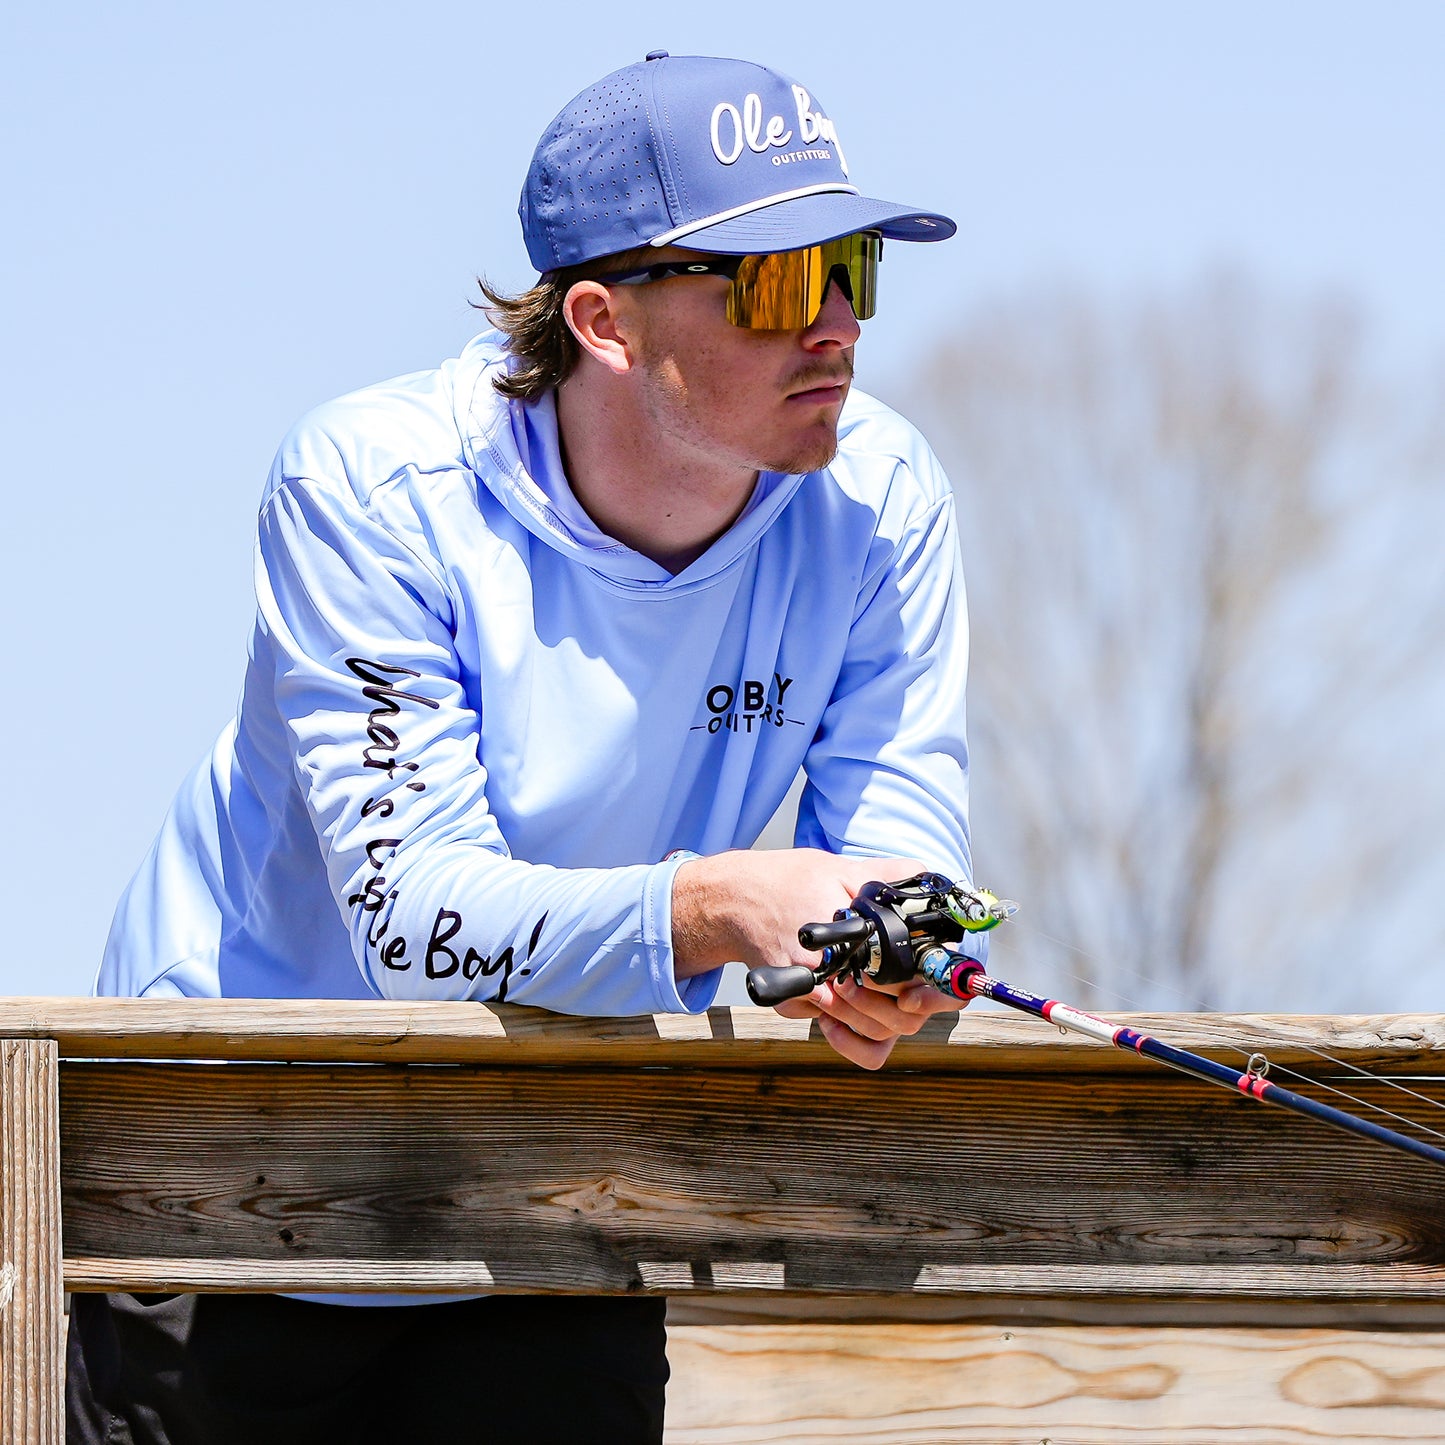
[3,0,1442,996]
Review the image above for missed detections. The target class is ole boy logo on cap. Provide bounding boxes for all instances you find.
[706,83,848,177]
[519,52,955,272]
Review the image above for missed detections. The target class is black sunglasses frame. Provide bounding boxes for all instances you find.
[592,257,744,287]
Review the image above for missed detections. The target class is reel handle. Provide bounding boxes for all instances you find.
[745,964,821,1006]
[798,915,872,952]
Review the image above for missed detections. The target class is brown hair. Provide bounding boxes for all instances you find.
[475,248,654,402]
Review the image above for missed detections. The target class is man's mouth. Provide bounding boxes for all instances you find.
[786,373,852,403]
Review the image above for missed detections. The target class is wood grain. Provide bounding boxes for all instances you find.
[3,996,1443,1071]
[664,1323,1445,1442]
[667,1290,1445,1330]
[57,1060,1445,1310]
[1,1039,62,1445]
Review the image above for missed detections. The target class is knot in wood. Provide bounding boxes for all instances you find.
[556,1176,622,1215]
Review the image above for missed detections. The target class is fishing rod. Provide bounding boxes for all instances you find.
[744,872,1445,1170]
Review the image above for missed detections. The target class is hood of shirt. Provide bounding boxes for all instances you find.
[450,331,809,591]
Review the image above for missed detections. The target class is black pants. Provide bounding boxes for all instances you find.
[66,1292,669,1444]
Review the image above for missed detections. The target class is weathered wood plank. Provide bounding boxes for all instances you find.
[668,1291,1445,1330]
[58,1061,1445,1306]
[664,1323,1445,1442]
[1,1039,63,1445]
[3,996,1443,1072]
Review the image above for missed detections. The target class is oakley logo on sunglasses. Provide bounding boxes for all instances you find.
[710,86,849,176]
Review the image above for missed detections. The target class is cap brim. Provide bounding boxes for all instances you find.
[670,192,956,253]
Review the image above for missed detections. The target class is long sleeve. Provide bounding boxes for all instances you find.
[255,471,717,1014]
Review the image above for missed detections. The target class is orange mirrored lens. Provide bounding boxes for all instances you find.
[726,232,880,329]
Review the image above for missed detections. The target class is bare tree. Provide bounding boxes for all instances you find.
[894,274,1445,1012]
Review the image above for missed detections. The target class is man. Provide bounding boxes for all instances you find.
[68,51,983,1445]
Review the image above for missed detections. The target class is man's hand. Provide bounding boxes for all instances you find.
[671,848,971,1069]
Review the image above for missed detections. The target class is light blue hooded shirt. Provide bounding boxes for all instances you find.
[100,332,979,1014]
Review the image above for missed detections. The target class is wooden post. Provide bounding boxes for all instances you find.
[1,1038,63,1445]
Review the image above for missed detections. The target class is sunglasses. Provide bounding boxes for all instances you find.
[594,231,881,331]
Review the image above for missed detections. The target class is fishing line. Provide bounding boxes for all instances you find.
[1010,917,1445,1140]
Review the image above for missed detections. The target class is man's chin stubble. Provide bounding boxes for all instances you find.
[764,432,841,476]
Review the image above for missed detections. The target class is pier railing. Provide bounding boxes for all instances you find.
[3,999,1444,1441]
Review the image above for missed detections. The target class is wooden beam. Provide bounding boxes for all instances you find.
[2,996,1442,1072]
[57,1060,1445,1313]
[1,1039,63,1445]
[669,1291,1445,1329]
[664,1323,1445,1442]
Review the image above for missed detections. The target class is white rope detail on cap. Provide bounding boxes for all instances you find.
[647,184,862,246]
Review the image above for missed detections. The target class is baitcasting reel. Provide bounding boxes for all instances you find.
[745,872,1018,1006]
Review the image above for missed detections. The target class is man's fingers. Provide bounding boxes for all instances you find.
[768,949,972,1071]
[817,1016,898,1071]
[772,993,901,1068]
[772,997,823,1020]
[811,977,924,1038]
[894,980,972,1015]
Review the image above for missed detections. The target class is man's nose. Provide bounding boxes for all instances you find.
[804,273,862,347]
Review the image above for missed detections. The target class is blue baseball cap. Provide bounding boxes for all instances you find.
[520,51,956,272]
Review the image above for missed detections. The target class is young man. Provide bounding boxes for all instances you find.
[68,51,984,1445]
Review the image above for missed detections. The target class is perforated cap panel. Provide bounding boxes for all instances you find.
[522,68,672,271]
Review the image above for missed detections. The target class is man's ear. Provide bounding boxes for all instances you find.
[564,281,636,377]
